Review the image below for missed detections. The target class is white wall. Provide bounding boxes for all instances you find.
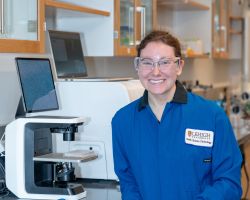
[180,58,242,86]
[0,53,51,125]
[85,57,137,78]
[0,54,20,125]
[50,0,114,56]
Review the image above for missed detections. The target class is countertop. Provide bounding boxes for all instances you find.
[0,179,121,200]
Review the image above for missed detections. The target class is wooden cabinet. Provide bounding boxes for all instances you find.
[45,0,156,56]
[114,0,157,56]
[157,0,211,58]
[0,0,44,53]
[0,0,111,53]
[157,0,243,59]
[158,0,210,10]
[0,0,154,56]
[212,0,243,59]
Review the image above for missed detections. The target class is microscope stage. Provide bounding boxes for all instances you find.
[33,150,98,163]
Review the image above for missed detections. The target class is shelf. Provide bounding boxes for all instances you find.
[157,0,209,11]
[229,16,244,21]
[34,151,98,163]
[45,0,110,16]
[229,30,242,35]
[184,54,209,58]
[192,82,229,92]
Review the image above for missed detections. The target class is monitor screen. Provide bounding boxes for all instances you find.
[15,58,59,113]
[48,30,87,79]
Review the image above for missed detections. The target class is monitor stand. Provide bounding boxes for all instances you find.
[15,97,26,119]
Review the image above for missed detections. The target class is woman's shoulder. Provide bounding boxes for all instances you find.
[187,92,224,113]
[113,98,141,120]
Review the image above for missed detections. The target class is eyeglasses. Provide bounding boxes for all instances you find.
[134,57,181,72]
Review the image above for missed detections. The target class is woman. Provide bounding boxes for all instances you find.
[112,30,242,200]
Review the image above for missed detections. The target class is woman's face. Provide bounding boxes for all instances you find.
[138,41,184,98]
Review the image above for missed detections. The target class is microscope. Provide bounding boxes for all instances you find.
[5,116,97,200]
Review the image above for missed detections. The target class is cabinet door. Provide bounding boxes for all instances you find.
[0,0,44,53]
[212,0,229,58]
[115,0,136,56]
[137,0,155,44]
[213,0,243,59]
[114,0,156,56]
[0,0,37,40]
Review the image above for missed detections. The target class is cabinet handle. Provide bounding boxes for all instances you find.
[136,6,146,42]
[141,7,146,41]
[220,25,227,52]
[135,6,145,45]
[0,0,3,34]
[129,7,134,46]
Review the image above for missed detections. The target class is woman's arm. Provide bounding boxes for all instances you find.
[112,116,143,200]
[196,111,242,199]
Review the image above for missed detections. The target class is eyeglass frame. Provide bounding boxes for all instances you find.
[134,57,181,72]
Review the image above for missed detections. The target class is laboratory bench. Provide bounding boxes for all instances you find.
[0,179,121,200]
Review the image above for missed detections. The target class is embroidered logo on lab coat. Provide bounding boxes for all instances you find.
[185,128,214,147]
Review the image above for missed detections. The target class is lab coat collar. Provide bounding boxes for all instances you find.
[138,80,187,111]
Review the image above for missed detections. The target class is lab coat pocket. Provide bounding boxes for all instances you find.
[182,146,212,195]
[202,157,212,169]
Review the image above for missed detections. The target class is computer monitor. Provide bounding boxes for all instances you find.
[48,30,88,79]
[15,57,59,113]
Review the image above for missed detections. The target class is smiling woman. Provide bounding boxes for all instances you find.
[112,30,243,200]
[136,35,184,107]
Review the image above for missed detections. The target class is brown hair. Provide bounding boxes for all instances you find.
[136,30,182,58]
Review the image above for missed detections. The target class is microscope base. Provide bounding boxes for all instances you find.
[20,191,87,200]
[14,182,86,199]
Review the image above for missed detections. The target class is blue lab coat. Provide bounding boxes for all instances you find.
[112,81,242,200]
